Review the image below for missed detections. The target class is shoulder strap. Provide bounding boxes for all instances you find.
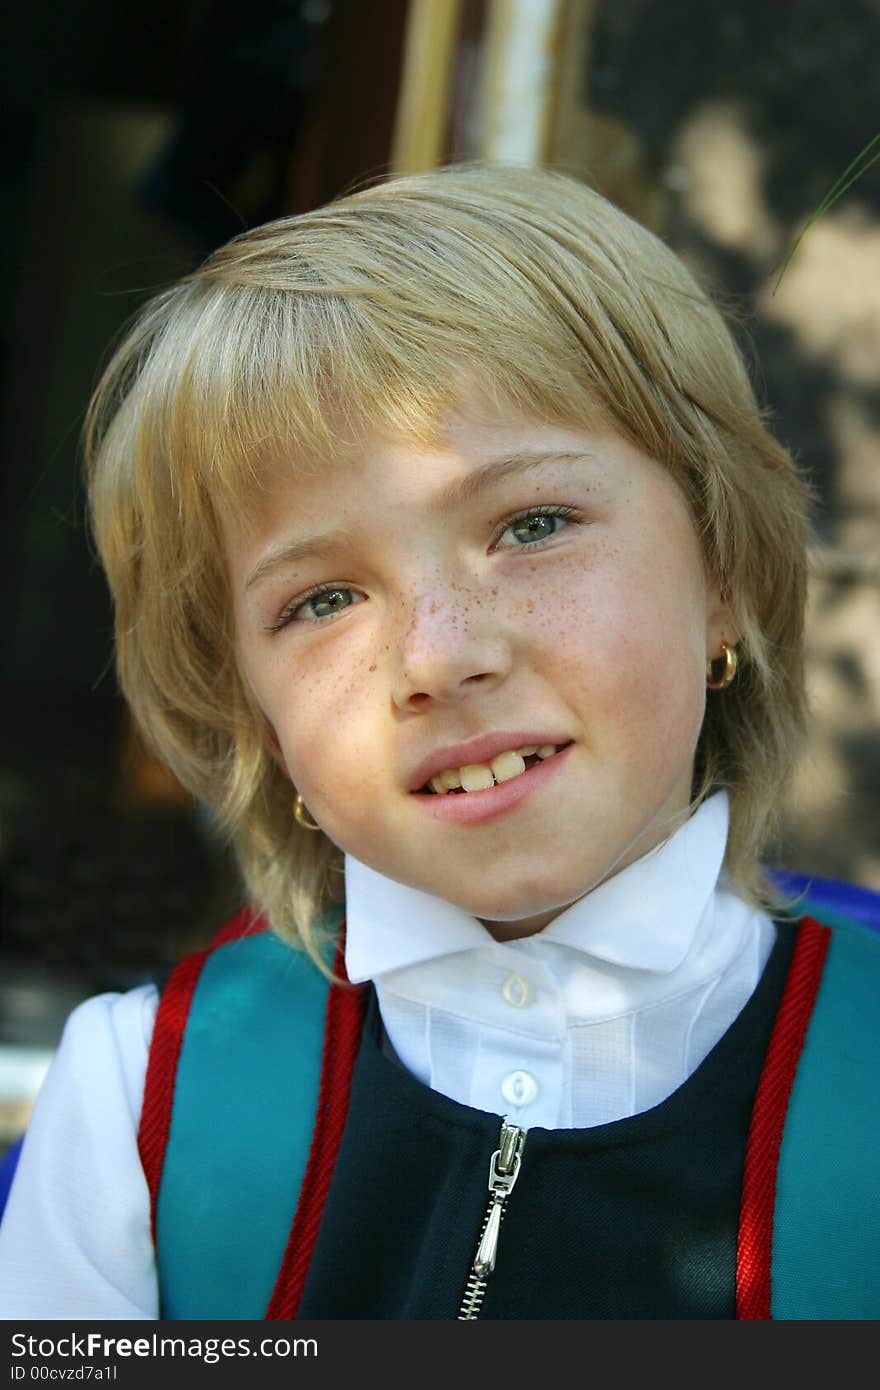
[138,907,365,1320]
[139,908,264,1235]
[737,912,880,1319]
[265,956,366,1319]
[771,911,880,1318]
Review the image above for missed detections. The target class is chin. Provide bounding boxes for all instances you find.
[448,874,583,927]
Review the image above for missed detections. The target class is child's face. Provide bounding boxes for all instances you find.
[228,409,731,938]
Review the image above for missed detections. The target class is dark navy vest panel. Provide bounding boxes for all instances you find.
[298,922,796,1318]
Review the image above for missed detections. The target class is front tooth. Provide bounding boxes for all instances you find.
[429,768,464,793]
[516,746,538,757]
[437,768,462,790]
[491,750,526,782]
[536,745,557,759]
[460,763,495,792]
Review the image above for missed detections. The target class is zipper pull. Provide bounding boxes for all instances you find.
[473,1200,503,1277]
[473,1121,526,1277]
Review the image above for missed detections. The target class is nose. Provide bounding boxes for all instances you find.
[391,588,513,711]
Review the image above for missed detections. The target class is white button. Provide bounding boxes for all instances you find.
[501,1070,539,1106]
[501,974,533,1008]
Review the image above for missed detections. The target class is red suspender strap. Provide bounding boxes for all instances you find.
[736,917,831,1319]
[139,909,364,1318]
[265,938,367,1319]
[137,908,266,1241]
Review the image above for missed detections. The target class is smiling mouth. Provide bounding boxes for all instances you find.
[420,743,571,794]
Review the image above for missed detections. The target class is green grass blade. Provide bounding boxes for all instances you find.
[773,132,880,293]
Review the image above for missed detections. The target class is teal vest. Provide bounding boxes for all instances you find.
[144,909,880,1319]
[770,909,880,1317]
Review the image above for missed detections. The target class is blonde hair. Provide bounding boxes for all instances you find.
[85,163,811,962]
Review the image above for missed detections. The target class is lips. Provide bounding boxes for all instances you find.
[412,740,575,824]
[408,732,573,793]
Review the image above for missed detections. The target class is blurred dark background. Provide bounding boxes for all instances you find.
[1,0,878,1134]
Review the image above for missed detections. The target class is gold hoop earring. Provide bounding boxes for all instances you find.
[293,792,321,831]
[706,642,738,691]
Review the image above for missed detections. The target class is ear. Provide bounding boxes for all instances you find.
[705,579,739,661]
[260,716,290,777]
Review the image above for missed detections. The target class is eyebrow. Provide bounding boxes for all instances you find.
[245,449,594,591]
[245,525,357,590]
[428,449,595,512]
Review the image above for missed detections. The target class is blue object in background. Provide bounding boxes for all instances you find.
[0,1136,24,1217]
[768,869,880,933]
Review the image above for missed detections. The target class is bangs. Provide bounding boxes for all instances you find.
[93,162,739,548]
[129,284,595,535]
[122,188,645,532]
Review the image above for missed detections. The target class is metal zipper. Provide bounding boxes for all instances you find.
[457,1120,526,1320]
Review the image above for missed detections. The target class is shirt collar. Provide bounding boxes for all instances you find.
[344,791,729,983]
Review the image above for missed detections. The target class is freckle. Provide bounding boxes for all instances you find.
[368,662,376,672]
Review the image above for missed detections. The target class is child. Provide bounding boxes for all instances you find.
[1,163,877,1321]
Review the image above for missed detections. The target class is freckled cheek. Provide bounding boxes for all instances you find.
[263,642,386,806]
[520,556,705,747]
[510,551,658,679]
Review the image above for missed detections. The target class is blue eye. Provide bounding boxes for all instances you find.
[296,587,358,621]
[269,585,361,632]
[496,506,576,548]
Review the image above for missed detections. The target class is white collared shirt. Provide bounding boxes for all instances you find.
[346,792,775,1128]
[0,791,774,1316]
